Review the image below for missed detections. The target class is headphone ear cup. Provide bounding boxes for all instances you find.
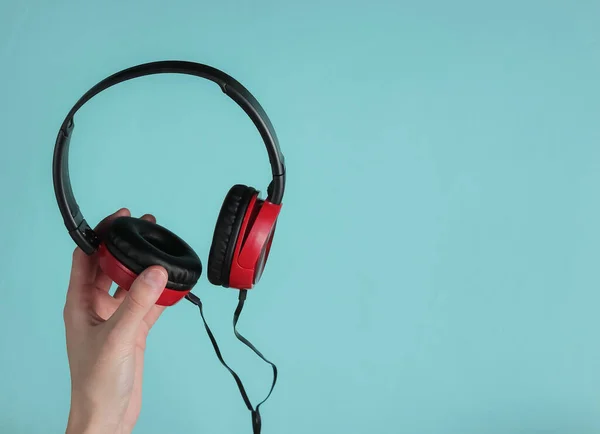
[207,185,257,287]
[102,216,202,290]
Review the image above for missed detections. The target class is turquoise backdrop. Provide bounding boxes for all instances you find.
[1,1,600,433]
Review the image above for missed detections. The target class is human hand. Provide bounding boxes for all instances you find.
[64,209,168,434]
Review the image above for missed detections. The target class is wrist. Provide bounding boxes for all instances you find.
[66,400,123,434]
[67,416,116,434]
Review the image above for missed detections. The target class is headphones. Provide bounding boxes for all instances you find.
[53,60,286,305]
[53,61,285,433]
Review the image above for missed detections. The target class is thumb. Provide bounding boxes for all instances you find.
[108,266,168,337]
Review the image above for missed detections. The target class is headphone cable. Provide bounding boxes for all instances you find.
[185,291,277,434]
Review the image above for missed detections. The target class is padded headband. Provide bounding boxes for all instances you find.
[53,61,286,254]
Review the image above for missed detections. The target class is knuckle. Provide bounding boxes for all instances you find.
[126,291,147,314]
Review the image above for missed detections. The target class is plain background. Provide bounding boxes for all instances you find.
[1,0,600,433]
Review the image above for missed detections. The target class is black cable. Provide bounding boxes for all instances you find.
[185,291,277,434]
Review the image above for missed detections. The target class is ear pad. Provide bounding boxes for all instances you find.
[104,217,202,290]
[208,185,257,287]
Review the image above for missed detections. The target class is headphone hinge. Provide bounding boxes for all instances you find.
[68,219,100,255]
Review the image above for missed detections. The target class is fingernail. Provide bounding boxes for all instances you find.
[143,267,168,290]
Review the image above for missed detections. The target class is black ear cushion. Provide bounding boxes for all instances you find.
[104,217,202,291]
[207,185,257,287]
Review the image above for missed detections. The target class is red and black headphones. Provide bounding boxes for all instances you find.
[53,60,285,305]
[53,61,285,433]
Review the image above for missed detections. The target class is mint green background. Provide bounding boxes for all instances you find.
[1,1,600,433]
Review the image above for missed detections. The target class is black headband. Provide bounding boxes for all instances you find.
[53,60,286,254]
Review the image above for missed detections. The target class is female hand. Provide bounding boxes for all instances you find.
[64,208,168,434]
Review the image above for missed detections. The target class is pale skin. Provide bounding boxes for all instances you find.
[64,208,168,434]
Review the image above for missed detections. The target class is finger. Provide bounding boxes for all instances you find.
[68,247,97,291]
[113,286,127,300]
[95,211,153,293]
[92,289,121,321]
[144,304,167,329]
[140,213,156,224]
[107,266,168,338]
[93,272,116,295]
[112,288,165,329]
[115,287,165,327]
[95,208,131,238]
[135,211,163,326]
[69,206,129,290]
[65,247,99,323]
[92,208,131,291]
[66,208,130,316]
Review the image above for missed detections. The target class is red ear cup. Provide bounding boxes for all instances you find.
[208,185,281,289]
[98,217,203,306]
